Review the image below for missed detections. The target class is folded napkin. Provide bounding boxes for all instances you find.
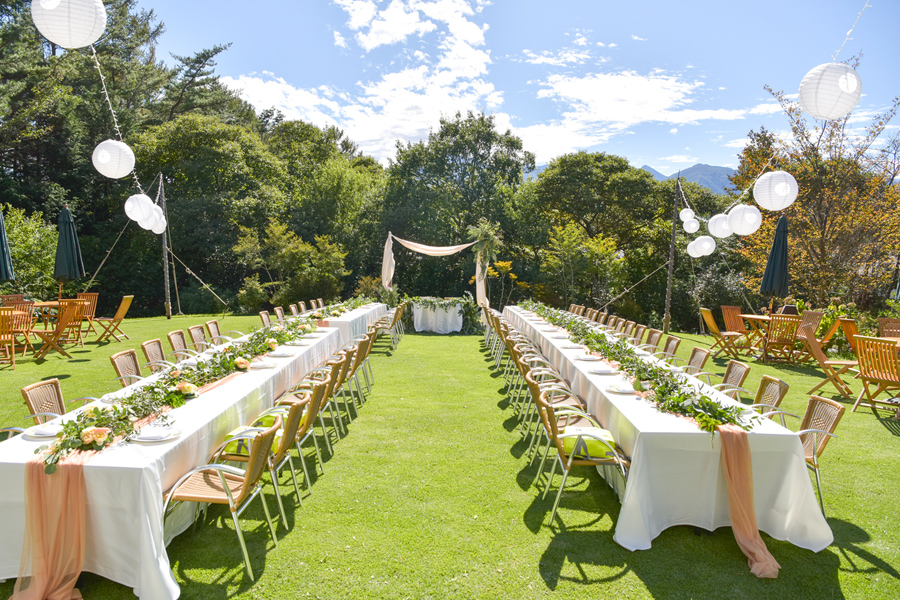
[137,427,173,441]
[32,424,62,437]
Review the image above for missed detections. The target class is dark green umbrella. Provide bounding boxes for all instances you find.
[760,215,789,305]
[53,205,85,300]
[891,274,900,301]
[0,207,13,282]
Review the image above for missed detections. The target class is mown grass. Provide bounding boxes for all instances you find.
[0,323,898,599]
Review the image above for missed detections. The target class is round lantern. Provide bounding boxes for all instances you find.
[31,0,107,49]
[679,208,694,222]
[139,204,163,230]
[151,216,167,235]
[753,170,798,211]
[695,235,716,256]
[707,213,732,238]
[686,240,702,258]
[91,140,134,179]
[683,218,700,234]
[798,62,862,121]
[124,193,153,222]
[728,204,762,236]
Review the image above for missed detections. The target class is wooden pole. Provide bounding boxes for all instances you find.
[662,176,680,333]
[160,179,172,319]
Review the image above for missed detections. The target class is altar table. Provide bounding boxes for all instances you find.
[413,302,462,333]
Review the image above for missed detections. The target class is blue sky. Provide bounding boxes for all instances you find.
[136,0,899,174]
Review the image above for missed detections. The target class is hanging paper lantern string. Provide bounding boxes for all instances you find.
[683,218,700,234]
[92,140,135,179]
[695,235,716,256]
[679,208,694,222]
[728,204,763,236]
[31,0,107,49]
[708,214,733,238]
[753,170,798,211]
[799,62,862,121]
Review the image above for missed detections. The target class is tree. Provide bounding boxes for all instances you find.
[0,204,58,299]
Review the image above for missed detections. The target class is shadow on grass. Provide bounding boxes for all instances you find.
[831,518,900,580]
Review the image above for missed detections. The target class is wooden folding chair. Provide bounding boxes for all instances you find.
[10,302,35,356]
[839,318,861,356]
[721,305,757,351]
[0,307,16,368]
[95,295,134,342]
[33,302,79,359]
[852,335,900,415]
[77,292,99,335]
[877,317,900,338]
[701,307,742,359]
[801,324,856,399]
[762,314,801,364]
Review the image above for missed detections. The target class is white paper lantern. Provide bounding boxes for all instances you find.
[696,235,716,256]
[708,214,733,239]
[31,0,107,49]
[679,208,694,222]
[728,204,763,236]
[753,170,798,211]
[683,218,700,234]
[139,204,163,230]
[151,216,167,235]
[124,193,153,222]
[686,240,702,258]
[798,62,862,121]
[91,140,135,179]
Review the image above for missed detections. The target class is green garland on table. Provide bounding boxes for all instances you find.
[36,313,322,474]
[517,301,754,436]
[403,293,482,334]
[308,296,376,320]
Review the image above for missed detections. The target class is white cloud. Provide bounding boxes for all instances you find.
[723,138,749,148]
[669,128,678,134]
[631,34,646,41]
[573,33,588,46]
[748,102,782,115]
[333,31,347,48]
[354,0,437,51]
[660,155,698,163]
[608,42,617,47]
[333,0,378,30]
[522,49,592,67]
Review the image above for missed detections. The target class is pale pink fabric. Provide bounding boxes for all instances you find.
[12,451,93,600]
[718,423,782,578]
[381,232,479,293]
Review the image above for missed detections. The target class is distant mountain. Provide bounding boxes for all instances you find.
[639,165,667,182]
[640,163,735,195]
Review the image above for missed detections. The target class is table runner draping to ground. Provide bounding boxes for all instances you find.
[502,306,833,554]
[413,302,463,333]
[0,326,344,600]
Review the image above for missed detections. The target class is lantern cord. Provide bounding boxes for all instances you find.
[832,1,871,62]
[81,219,131,293]
[167,249,230,308]
[600,262,669,312]
[90,44,144,196]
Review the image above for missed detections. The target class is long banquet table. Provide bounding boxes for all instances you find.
[502,306,833,553]
[0,324,346,599]
[321,302,387,342]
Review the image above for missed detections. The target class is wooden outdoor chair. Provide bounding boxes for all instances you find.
[141,338,174,372]
[259,310,271,327]
[163,417,282,580]
[792,310,824,362]
[839,317,861,356]
[0,294,24,306]
[10,301,35,355]
[762,314,801,364]
[852,335,900,415]
[703,360,752,401]
[95,295,134,342]
[701,307,742,359]
[0,307,16,368]
[801,324,856,399]
[167,329,201,361]
[747,375,790,425]
[721,305,756,352]
[783,396,845,515]
[653,335,681,364]
[273,306,285,325]
[33,302,79,359]
[110,349,145,387]
[877,317,900,338]
[289,304,299,317]
[61,299,87,348]
[188,324,212,351]
[20,378,94,424]
[76,292,99,335]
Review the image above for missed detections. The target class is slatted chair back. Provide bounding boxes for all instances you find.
[110,349,142,388]
[274,306,285,324]
[0,294,24,306]
[752,375,790,415]
[764,314,801,362]
[141,339,167,372]
[853,335,900,412]
[877,317,900,338]
[259,310,271,326]
[584,308,596,320]
[839,318,861,355]
[289,304,299,317]
[76,292,99,334]
[32,302,79,359]
[720,306,748,334]
[20,379,65,424]
[568,304,577,313]
[9,303,34,356]
[800,396,845,463]
[188,324,209,350]
[0,307,15,367]
[796,310,824,339]
[62,299,86,345]
[643,328,663,351]
[574,305,586,316]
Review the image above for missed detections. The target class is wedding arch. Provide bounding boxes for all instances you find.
[381,232,487,306]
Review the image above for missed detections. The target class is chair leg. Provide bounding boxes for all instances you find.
[542,458,559,500]
[257,490,279,545]
[268,469,288,528]
[295,440,314,486]
[317,412,334,454]
[230,510,255,580]
[812,465,826,516]
[285,455,302,504]
[548,467,571,525]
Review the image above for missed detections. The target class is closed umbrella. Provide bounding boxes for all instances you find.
[0,208,14,282]
[53,205,85,300]
[891,274,900,301]
[759,215,789,312]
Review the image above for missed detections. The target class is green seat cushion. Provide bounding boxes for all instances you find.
[562,426,617,458]
[223,425,282,456]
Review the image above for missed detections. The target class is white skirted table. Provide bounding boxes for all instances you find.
[502,306,833,553]
[413,302,463,333]
[318,302,387,343]
[0,328,343,599]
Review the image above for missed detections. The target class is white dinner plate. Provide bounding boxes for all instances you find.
[541,327,559,332]
[574,356,602,362]
[22,423,63,440]
[561,344,584,350]
[267,351,294,358]
[551,334,569,339]
[285,341,309,346]
[606,384,638,394]
[589,367,618,375]
[250,361,277,369]
[132,427,181,444]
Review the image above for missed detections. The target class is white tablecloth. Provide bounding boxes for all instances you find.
[413,303,462,333]
[503,306,833,552]
[0,327,342,599]
[320,303,387,343]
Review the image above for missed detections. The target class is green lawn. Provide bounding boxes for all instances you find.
[0,322,898,599]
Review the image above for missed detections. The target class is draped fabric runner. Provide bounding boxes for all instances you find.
[718,424,782,578]
[381,233,487,306]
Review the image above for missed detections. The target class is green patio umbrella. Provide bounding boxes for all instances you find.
[0,207,14,282]
[53,205,85,300]
[759,215,789,310]
[891,274,900,301]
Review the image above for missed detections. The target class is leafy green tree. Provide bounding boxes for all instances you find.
[0,204,58,299]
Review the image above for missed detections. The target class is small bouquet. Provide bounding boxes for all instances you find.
[234,356,251,371]
[175,381,199,398]
[265,338,278,351]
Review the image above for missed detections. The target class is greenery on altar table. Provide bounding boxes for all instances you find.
[402,294,482,334]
